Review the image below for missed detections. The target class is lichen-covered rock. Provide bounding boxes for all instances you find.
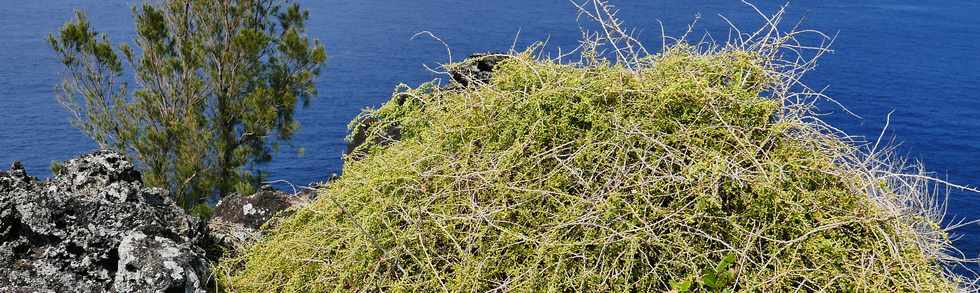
[0,150,210,292]
[114,231,208,292]
[212,187,299,229]
[208,186,309,255]
[0,161,33,193]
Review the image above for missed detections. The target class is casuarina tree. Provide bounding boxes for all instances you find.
[49,0,326,209]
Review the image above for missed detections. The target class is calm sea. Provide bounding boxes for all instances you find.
[2,0,980,268]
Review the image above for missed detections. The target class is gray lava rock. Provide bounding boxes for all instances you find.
[114,231,207,293]
[0,161,33,194]
[0,151,210,292]
[208,187,309,255]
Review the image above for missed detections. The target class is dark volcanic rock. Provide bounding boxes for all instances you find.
[208,186,309,255]
[0,151,209,292]
[448,53,510,87]
[0,161,33,194]
[212,187,296,229]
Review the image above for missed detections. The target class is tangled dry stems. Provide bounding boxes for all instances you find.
[216,1,978,291]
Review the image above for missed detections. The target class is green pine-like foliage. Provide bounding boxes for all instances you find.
[49,0,326,208]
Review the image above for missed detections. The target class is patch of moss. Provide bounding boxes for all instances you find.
[217,47,956,291]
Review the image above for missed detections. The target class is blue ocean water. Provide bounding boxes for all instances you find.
[2,0,980,266]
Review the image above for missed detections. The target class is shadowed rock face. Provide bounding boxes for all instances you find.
[213,187,295,230]
[448,53,510,87]
[0,151,209,292]
[208,186,310,256]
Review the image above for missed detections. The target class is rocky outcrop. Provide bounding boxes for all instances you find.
[208,186,310,256]
[448,53,511,87]
[0,151,209,292]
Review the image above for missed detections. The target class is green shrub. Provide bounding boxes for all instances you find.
[49,0,326,208]
[216,45,961,291]
[189,202,214,220]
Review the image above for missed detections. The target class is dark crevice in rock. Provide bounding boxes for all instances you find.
[11,242,30,257]
[20,224,63,254]
[1,209,22,244]
[98,248,120,275]
[65,243,84,256]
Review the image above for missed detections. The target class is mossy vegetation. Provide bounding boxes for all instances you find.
[217,4,970,291]
[216,44,963,291]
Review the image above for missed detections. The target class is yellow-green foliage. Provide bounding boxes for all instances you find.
[218,47,955,291]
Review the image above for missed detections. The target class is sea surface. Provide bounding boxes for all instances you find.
[2,0,980,269]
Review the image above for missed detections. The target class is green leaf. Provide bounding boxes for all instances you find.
[670,277,693,293]
[715,252,736,272]
[702,268,718,288]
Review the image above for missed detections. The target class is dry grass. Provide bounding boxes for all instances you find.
[216,1,977,291]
